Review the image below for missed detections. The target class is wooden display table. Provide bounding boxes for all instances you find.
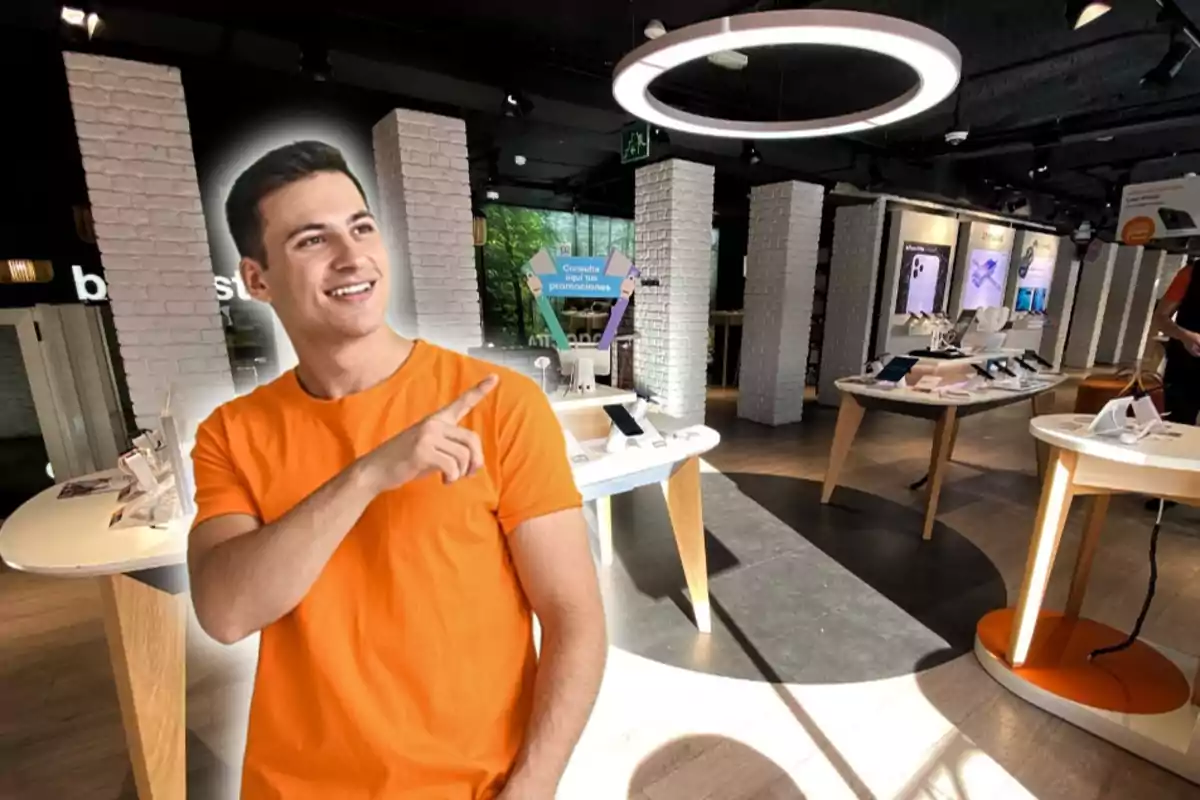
[976,414,1200,784]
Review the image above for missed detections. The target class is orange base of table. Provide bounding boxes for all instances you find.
[977,608,1190,715]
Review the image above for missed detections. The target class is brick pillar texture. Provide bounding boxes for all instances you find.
[64,52,232,432]
[818,200,886,406]
[633,160,715,425]
[738,181,824,426]
[372,110,482,353]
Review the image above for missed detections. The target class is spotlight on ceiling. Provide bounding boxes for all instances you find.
[299,44,332,82]
[644,19,667,40]
[502,90,534,118]
[61,6,101,39]
[513,154,527,166]
[1066,1,1112,30]
[1141,37,1192,88]
[486,189,500,201]
[741,141,762,166]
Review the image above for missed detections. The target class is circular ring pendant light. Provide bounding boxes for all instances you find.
[612,10,962,139]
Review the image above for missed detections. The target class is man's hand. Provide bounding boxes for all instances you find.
[360,375,498,492]
[1184,330,1200,357]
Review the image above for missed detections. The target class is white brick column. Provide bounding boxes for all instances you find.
[1095,245,1144,365]
[372,110,481,352]
[818,200,886,406]
[64,53,232,432]
[1063,242,1118,370]
[633,160,715,425]
[1120,249,1166,363]
[737,181,824,425]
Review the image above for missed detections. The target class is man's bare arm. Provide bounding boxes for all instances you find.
[500,508,607,799]
[1153,296,1200,355]
[188,375,497,644]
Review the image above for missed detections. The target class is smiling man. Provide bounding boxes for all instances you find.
[187,140,606,799]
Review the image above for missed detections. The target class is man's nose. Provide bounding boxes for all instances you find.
[330,233,369,270]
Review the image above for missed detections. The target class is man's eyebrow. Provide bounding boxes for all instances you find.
[348,210,374,224]
[283,222,328,242]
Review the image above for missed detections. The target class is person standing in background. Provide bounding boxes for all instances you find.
[187,140,607,799]
[1153,258,1200,427]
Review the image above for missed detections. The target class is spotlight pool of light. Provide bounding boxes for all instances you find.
[612,9,961,140]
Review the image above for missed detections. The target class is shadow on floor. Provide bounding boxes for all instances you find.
[628,733,806,799]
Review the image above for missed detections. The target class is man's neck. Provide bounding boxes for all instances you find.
[292,327,415,399]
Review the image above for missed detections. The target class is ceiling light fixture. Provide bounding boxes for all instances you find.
[486,189,500,201]
[1141,35,1192,88]
[502,90,534,118]
[1066,1,1112,30]
[61,6,101,39]
[645,19,667,40]
[741,141,762,165]
[612,10,961,140]
[514,154,527,166]
[299,44,332,82]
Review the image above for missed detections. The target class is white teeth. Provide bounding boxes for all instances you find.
[329,282,372,297]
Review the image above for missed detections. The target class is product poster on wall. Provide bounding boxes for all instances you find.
[896,242,951,314]
[1013,244,1054,313]
[961,248,1010,310]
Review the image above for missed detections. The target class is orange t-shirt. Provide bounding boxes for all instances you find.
[1163,264,1194,304]
[190,340,582,799]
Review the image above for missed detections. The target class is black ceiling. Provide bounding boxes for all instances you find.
[9,0,1200,230]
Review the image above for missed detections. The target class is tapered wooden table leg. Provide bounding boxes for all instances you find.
[922,406,958,541]
[1032,390,1056,482]
[1008,447,1078,667]
[662,456,711,633]
[99,574,186,800]
[822,393,866,504]
[1064,495,1111,619]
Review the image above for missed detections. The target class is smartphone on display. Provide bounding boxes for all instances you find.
[1014,357,1037,372]
[1015,287,1034,313]
[603,404,645,437]
[971,363,995,380]
[1025,350,1053,369]
[1158,207,1196,230]
[907,254,941,314]
[990,359,1017,377]
[874,356,919,384]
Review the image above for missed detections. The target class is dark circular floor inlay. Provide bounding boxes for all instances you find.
[602,472,1007,685]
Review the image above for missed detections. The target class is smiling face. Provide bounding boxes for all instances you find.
[239,171,388,344]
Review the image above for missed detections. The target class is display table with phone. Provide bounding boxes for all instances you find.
[0,470,189,800]
[823,357,1065,540]
[550,385,720,633]
[975,414,1200,784]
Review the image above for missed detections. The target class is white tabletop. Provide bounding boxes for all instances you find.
[0,473,189,577]
[1030,414,1200,473]
[571,420,720,492]
[835,373,1065,408]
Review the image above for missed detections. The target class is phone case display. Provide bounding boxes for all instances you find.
[896,242,951,314]
[962,248,1010,310]
[1012,237,1057,313]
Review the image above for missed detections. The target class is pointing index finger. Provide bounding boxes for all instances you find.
[436,374,499,423]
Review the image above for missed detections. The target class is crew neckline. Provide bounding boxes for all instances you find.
[285,338,430,406]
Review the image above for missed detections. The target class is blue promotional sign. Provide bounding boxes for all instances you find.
[540,256,624,298]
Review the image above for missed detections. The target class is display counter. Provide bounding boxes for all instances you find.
[0,470,188,800]
[976,414,1200,783]
[823,368,1065,540]
[549,386,721,633]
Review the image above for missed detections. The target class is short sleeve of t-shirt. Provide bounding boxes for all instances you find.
[493,375,582,534]
[1164,265,1194,304]
[191,410,260,528]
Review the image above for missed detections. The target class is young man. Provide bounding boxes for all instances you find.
[188,141,607,799]
[1153,258,1200,426]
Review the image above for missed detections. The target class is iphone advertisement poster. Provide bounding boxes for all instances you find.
[1013,242,1054,313]
[896,242,951,314]
[961,248,1010,310]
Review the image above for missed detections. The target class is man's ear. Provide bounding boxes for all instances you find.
[240,257,271,302]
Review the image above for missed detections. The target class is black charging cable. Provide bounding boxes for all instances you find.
[1088,499,1164,661]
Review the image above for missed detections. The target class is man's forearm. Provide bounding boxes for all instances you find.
[190,459,379,643]
[1159,314,1195,343]
[504,623,607,797]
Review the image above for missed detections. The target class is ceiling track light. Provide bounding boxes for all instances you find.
[501,89,534,118]
[741,141,762,166]
[1066,1,1112,30]
[1141,34,1193,88]
[299,43,332,82]
[61,5,101,39]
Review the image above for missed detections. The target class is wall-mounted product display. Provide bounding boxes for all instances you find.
[896,242,951,314]
[876,209,959,358]
[1008,232,1059,314]
[950,222,1015,316]
[1117,176,1200,244]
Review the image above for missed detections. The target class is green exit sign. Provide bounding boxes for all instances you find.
[621,123,651,164]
